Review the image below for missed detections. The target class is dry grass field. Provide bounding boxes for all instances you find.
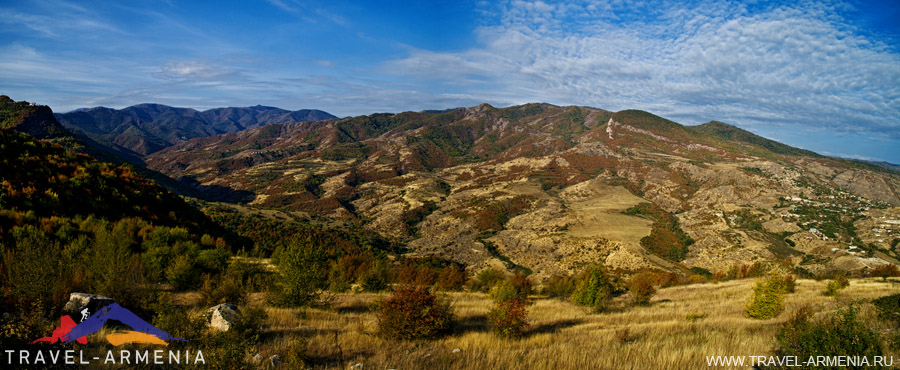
[223,278,900,369]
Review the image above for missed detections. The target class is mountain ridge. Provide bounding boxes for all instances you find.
[55,103,337,160]
[142,102,900,278]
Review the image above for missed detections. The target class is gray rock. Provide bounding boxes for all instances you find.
[206,303,241,332]
[349,363,364,370]
[62,293,114,320]
[452,348,461,354]
[269,355,280,367]
[251,353,263,364]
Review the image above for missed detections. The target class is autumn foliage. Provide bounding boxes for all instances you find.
[376,286,453,340]
[488,298,530,338]
[624,203,694,261]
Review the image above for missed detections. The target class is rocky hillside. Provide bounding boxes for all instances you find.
[1,95,70,140]
[55,104,336,161]
[144,103,900,278]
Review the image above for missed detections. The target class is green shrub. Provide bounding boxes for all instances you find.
[490,280,519,302]
[773,273,797,294]
[225,259,272,292]
[166,254,200,291]
[488,298,530,338]
[872,293,900,349]
[872,293,900,324]
[376,286,453,340]
[571,263,614,312]
[269,238,329,307]
[196,247,230,273]
[490,272,532,302]
[542,274,576,298]
[201,305,267,370]
[0,300,51,348]
[776,305,884,369]
[200,273,246,306]
[282,336,309,368]
[151,293,208,343]
[629,272,656,306]
[469,267,505,293]
[685,312,707,322]
[360,259,391,292]
[746,273,790,319]
[823,275,850,296]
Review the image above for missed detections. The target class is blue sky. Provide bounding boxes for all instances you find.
[1,0,898,163]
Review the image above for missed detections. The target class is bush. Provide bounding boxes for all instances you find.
[685,312,707,322]
[200,273,246,306]
[648,271,679,287]
[872,293,900,324]
[0,300,51,348]
[269,238,329,307]
[509,272,532,295]
[870,264,900,281]
[360,259,391,292]
[776,305,884,369]
[771,272,796,294]
[434,265,467,291]
[327,255,370,293]
[469,267,505,293]
[488,298,530,338]
[225,258,271,292]
[629,272,656,306]
[150,293,208,343]
[542,274,576,298]
[571,263,614,312]
[201,305,267,370]
[166,254,200,291]
[490,272,532,302]
[376,286,453,340]
[489,273,531,302]
[823,275,850,296]
[490,280,519,302]
[746,273,792,319]
[873,293,900,349]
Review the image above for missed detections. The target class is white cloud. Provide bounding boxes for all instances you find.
[0,0,118,38]
[384,0,900,138]
[159,61,238,81]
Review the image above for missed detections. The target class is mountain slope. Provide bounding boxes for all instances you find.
[687,120,822,158]
[1,95,70,140]
[144,103,900,279]
[55,103,337,160]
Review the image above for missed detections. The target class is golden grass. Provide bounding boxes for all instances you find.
[247,278,900,369]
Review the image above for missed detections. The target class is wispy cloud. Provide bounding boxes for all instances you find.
[386,0,900,138]
[1,0,897,161]
[159,61,240,81]
[265,0,349,26]
[0,0,118,38]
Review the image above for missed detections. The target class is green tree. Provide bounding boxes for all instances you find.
[269,237,329,307]
[746,272,793,319]
[571,263,614,312]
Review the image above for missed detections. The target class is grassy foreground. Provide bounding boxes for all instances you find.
[199,277,900,369]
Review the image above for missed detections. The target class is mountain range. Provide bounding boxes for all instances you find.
[137,103,900,278]
[55,104,335,162]
[4,95,900,280]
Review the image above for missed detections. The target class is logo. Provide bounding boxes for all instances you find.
[31,301,185,347]
[12,295,205,366]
